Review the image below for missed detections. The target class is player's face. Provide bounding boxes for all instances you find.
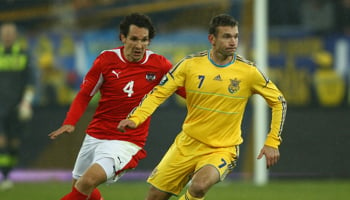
[121,24,150,62]
[210,25,239,57]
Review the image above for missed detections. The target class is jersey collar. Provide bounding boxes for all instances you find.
[208,50,236,68]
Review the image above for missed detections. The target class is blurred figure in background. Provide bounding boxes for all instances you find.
[0,22,35,190]
[312,50,346,106]
[37,52,75,106]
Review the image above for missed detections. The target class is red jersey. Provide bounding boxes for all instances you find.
[63,46,177,148]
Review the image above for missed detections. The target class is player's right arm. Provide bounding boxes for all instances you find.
[48,124,75,139]
[48,53,107,139]
[161,55,187,99]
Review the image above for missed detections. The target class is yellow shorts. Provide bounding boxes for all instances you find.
[147,131,239,195]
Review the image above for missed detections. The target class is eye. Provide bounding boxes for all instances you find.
[222,34,232,39]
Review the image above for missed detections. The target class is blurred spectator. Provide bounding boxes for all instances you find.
[34,33,76,106]
[37,52,75,106]
[335,0,350,35]
[300,0,335,35]
[0,22,35,190]
[312,50,346,106]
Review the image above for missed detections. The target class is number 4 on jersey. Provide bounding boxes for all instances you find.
[123,81,134,97]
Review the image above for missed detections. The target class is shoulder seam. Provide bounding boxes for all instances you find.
[236,54,256,66]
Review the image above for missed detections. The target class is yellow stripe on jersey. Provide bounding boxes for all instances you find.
[192,104,240,114]
[187,89,246,99]
[128,51,286,148]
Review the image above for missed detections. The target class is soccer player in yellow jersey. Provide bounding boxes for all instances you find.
[118,14,287,200]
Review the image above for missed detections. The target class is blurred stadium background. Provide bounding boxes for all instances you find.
[1,0,349,199]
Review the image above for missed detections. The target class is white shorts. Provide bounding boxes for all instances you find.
[72,134,142,183]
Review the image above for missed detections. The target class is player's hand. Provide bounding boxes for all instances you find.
[257,145,280,168]
[117,119,136,132]
[48,125,75,140]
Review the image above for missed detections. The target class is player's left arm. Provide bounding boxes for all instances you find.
[251,67,287,166]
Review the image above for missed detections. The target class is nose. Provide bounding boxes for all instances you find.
[135,40,143,48]
[229,40,235,47]
[230,37,238,46]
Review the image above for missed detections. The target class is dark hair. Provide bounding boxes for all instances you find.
[119,13,156,40]
[208,14,238,36]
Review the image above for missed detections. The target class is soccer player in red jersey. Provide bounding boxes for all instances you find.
[48,13,185,200]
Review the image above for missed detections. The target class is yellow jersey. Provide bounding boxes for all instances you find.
[128,50,287,148]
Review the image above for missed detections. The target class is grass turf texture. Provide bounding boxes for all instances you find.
[0,180,349,199]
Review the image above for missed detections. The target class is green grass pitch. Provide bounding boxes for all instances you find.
[1,179,349,199]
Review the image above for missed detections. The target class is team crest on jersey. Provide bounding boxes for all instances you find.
[145,73,156,82]
[228,78,241,94]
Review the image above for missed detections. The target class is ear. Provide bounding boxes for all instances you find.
[120,34,126,43]
[208,34,215,45]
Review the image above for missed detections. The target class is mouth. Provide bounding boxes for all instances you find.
[133,49,143,57]
[226,47,236,53]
